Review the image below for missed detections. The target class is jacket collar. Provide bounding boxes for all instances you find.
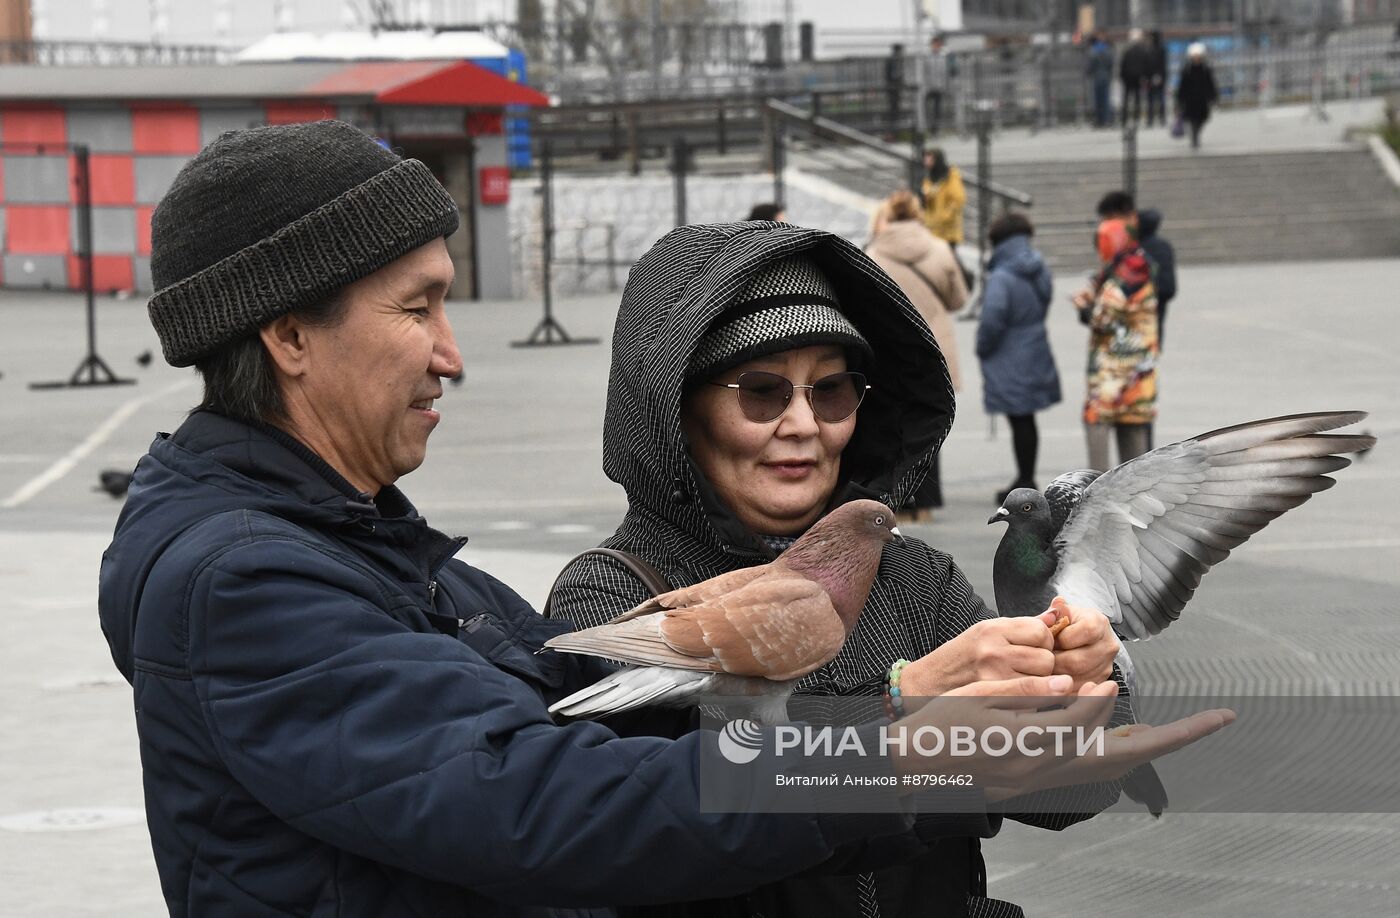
[165,410,463,566]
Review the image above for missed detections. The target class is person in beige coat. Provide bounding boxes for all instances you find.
[866,189,968,522]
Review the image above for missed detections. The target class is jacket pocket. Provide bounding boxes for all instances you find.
[455,612,569,691]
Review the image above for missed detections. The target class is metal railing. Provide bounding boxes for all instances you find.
[763,98,1034,209]
[0,40,232,67]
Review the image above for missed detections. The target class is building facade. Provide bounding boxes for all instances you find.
[0,57,546,299]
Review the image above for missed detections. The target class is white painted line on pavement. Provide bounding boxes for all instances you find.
[546,524,596,534]
[0,379,191,510]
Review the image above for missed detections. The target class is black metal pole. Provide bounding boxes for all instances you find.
[79,143,97,376]
[1122,122,1138,201]
[977,106,992,277]
[512,141,598,348]
[29,142,133,389]
[672,136,688,226]
[772,121,785,205]
[541,141,554,325]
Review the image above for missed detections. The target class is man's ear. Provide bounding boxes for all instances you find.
[260,315,311,378]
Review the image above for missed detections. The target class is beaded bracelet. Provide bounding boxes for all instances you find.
[883,658,911,720]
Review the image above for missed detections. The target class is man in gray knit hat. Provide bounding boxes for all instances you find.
[99,123,1227,918]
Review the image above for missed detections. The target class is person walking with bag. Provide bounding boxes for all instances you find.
[866,189,968,522]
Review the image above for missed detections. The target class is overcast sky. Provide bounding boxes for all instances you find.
[34,0,912,47]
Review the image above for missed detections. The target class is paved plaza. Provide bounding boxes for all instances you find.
[1,256,1398,916]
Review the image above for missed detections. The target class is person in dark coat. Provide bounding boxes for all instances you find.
[1136,208,1177,350]
[546,222,1137,918]
[1118,28,1151,125]
[975,213,1061,504]
[1086,31,1115,127]
[100,121,1189,918]
[1145,30,1169,126]
[1175,43,1219,148]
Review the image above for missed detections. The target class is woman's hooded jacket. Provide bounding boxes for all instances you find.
[547,223,1121,918]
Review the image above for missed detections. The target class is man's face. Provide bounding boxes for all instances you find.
[291,239,460,494]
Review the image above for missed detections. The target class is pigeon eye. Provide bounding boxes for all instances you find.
[874,515,885,526]
[1021,503,1032,512]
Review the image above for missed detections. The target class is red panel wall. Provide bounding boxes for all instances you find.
[80,155,135,206]
[131,107,203,154]
[136,205,155,256]
[7,205,70,253]
[0,107,67,146]
[264,101,337,125]
[67,254,134,292]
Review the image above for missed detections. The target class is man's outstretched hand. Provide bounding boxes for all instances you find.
[889,674,1234,802]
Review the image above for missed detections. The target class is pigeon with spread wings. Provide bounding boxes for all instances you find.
[543,500,900,722]
[989,410,1376,813]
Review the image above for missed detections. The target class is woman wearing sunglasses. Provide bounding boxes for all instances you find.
[546,223,1127,918]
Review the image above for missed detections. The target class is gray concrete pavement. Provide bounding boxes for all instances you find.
[2,257,1398,916]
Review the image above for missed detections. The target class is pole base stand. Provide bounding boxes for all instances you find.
[30,353,136,390]
[511,315,599,348]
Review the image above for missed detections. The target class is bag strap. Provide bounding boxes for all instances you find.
[542,548,674,617]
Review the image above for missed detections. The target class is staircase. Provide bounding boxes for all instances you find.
[976,147,1400,273]
[794,142,1400,273]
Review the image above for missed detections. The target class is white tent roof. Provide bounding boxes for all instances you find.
[237,30,510,63]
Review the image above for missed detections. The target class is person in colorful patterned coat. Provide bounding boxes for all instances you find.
[1072,223,1159,471]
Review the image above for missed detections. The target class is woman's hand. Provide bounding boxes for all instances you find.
[1039,597,1121,693]
[900,617,1056,698]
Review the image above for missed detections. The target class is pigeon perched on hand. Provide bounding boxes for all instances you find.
[544,499,901,721]
[989,411,1375,815]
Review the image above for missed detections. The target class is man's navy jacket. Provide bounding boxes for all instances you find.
[99,411,960,916]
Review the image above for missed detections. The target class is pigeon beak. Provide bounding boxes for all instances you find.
[988,507,1010,525]
[889,526,905,544]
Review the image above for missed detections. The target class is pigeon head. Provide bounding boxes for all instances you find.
[989,488,1052,531]
[776,499,899,631]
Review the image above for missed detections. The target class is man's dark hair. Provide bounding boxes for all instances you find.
[1097,190,1136,217]
[194,292,350,424]
[988,212,1034,247]
[745,202,785,222]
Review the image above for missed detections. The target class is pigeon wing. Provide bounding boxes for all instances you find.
[605,564,770,623]
[543,614,728,672]
[659,578,847,681]
[1044,469,1103,532]
[545,577,846,680]
[1052,411,1374,641]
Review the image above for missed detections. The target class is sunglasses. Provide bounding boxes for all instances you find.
[708,371,871,424]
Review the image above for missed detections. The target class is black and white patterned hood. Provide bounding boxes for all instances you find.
[603,222,955,555]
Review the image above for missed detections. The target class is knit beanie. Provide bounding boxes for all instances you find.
[686,255,871,381]
[147,120,459,367]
